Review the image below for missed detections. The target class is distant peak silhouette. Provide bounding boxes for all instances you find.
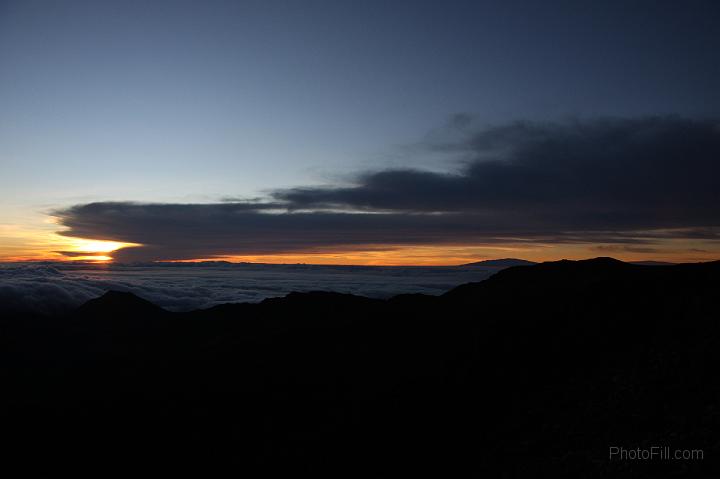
[462,258,536,267]
[77,290,165,316]
[443,257,653,301]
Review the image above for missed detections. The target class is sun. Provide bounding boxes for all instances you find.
[59,238,142,261]
[69,238,134,254]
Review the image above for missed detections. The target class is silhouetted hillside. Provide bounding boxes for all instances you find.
[462,257,537,267]
[76,290,166,316]
[2,258,720,477]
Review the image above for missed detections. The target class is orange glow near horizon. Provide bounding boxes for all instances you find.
[159,244,546,266]
[161,241,720,266]
[0,223,140,263]
[1,220,718,266]
[2,239,718,265]
[56,238,141,262]
[66,238,139,253]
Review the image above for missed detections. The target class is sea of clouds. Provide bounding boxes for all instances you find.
[0,262,503,315]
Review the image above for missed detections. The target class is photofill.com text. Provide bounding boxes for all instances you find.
[609,446,703,461]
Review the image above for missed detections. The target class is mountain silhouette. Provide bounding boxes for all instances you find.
[461,257,537,267]
[76,290,166,316]
[2,257,720,477]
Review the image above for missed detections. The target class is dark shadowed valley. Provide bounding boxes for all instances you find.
[2,258,719,477]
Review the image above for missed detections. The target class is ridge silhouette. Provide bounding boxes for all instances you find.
[77,290,166,316]
[2,257,719,477]
[462,257,537,267]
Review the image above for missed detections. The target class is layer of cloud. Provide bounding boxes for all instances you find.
[53,116,720,261]
[276,116,720,221]
[0,262,499,314]
[54,251,108,257]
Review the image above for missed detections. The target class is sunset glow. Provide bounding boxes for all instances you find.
[0,219,141,262]
[0,3,718,266]
[66,238,138,254]
[1,213,718,266]
[154,239,720,266]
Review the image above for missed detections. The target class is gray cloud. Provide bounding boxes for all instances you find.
[276,117,720,222]
[55,203,563,261]
[54,251,109,257]
[590,245,660,254]
[53,116,720,261]
[0,262,500,313]
[0,265,104,315]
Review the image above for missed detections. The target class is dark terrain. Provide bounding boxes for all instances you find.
[2,258,720,477]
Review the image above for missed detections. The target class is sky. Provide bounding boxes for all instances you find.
[1,0,719,264]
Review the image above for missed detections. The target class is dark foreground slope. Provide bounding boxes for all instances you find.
[2,258,720,477]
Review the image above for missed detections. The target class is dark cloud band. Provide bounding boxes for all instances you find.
[54,116,720,261]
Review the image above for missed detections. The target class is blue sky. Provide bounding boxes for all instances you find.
[1,0,718,262]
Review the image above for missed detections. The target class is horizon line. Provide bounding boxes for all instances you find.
[2,256,717,268]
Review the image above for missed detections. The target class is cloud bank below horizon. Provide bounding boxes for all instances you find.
[0,262,500,314]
